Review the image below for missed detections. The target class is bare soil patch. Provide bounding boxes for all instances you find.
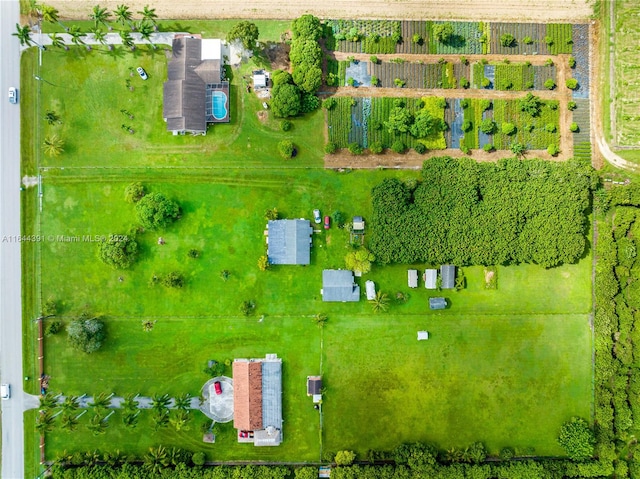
[263,42,290,71]
[48,0,592,22]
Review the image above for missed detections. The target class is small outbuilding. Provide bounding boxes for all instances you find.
[266,219,313,265]
[408,269,418,288]
[429,297,447,310]
[424,269,438,289]
[252,70,270,89]
[365,280,376,300]
[307,376,322,403]
[417,331,429,340]
[441,265,456,289]
[321,270,360,302]
[352,216,365,233]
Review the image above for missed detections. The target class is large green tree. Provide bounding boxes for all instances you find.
[226,21,259,50]
[557,417,595,460]
[385,107,413,134]
[97,235,138,269]
[270,83,301,118]
[409,110,439,138]
[135,192,180,230]
[291,14,323,40]
[67,313,106,354]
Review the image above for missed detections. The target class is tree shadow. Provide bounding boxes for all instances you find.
[447,34,467,49]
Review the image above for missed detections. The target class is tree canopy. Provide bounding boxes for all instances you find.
[385,107,413,134]
[410,110,439,138]
[369,157,596,267]
[557,417,595,461]
[97,235,138,269]
[135,193,180,230]
[271,83,301,118]
[433,23,454,44]
[291,14,323,40]
[226,21,259,50]
[67,313,106,353]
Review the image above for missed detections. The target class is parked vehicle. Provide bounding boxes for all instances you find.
[324,216,330,229]
[136,67,148,80]
[313,209,321,224]
[1,384,10,400]
[8,87,17,104]
[214,381,222,395]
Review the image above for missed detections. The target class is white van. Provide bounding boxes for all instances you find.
[1,384,11,400]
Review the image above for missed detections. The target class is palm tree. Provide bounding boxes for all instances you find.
[169,410,191,432]
[91,27,110,50]
[87,413,108,435]
[89,5,112,30]
[167,447,187,466]
[313,313,328,328]
[113,4,134,30]
[35,410,56,435]
[40,4,67,31]
[370,291,390,313]
[39,392,59,410]
[68,25,86,48]
[13,24,34,47]
[49,33,67,50]
[83,450,101,466]
[137,20,156,49]
[122,410,139,429]
[27,0,43,26]
[119,30,135,50]
[151,408,170,431]
[144,446,169,473]
[103,449,127,467]
[138,5,158,30]
[59,413,79,432]
[151,393,171,411]
[122,393,139,411]
[89,392,112,411]
[60,395,79,413]
[173,393,191,410]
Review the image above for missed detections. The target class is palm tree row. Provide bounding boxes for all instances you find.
[15,3,159,53]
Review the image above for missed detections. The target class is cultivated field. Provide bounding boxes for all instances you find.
[39,0,593,22]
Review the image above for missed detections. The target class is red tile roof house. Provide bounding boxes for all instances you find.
[233,354,283,446]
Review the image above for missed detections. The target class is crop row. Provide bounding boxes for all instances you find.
[571,98,591,149]
[427,21,484,55]
[571,24,590,99]
[327,97,353,146]
[546,24,573,55]
[493,63,535,91]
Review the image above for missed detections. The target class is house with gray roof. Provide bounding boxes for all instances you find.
[429,297,447,310]
[267,219,313,265]
[441,265,456,289]
[321,270,360,302]
[163,36,229,135]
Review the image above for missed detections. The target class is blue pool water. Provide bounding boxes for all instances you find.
[212,91,228,120]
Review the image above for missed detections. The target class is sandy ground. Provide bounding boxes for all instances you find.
[46,0,593,22]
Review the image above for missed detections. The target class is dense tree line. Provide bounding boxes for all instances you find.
[271,15,323,118]
[369,157,597,267]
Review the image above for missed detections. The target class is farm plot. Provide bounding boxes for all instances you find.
[471,62,485,89]
[490,23,550,55]
[345,61,372,87]
[571,24,589,99]
[454,62,471,89]
[368,62,427,89]
[493,98,560,150]
[571,98,591,159]
[546,24,573,55]
[450,99,464,149]
[326,59,349,87]
[328,96,446,151]
[397,21,430,54]
[429,21,483,55]
[444,99,455,147]
[424,63,445,89]
[461,99,489,149]
[327,19,400,54]
[494,63,535,91]
[479,109,493,148]
[327,97,353,147]
[533,65,557,91]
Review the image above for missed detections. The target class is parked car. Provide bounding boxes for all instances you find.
[324,216,330,229]
[214,381,222,395]
[1,384,10,400]
[136,67,148,80]
[239,431,248,438]
[313,209,321,224]
[8,87,17,104]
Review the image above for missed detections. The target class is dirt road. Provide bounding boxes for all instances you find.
[46,0,592,22]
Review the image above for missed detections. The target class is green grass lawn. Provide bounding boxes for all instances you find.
[323,313,592,457]
[21,27,594,473]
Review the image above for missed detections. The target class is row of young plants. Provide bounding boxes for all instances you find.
[492,96,560,150]
[325,96,446,154]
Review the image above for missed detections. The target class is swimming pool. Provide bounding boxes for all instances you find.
[211,91,228,121]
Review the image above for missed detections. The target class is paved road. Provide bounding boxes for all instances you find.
[1,1,29,478]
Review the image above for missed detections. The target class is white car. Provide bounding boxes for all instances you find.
[8,87,17,104]
[1,384,10,400]
[136,67,148,80]
[313,209,321,224]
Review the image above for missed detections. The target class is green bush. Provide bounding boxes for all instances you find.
[547,144,560,156]
[370,76,378,87]
[568,101,577,111]
[278,139,295,158]
[545,35,554,45]
[569,56,576,68]
[394,78,406,87]
[481,77,491,88]
[479,118,496,134]
[414,143,427,154]
[322,97,337,110]
[462,120,473,132]
[545,123,557,133]
[391,140,406,153]
[566,78,579,90]
[124,182,145,203]
[460,145,471,155]
[460,99,470,109]
[459,77,470,89]
[500,33,516,47]
[324,142,338,154]
[280,119,292,131]
[557,417,595,461]
[369,142,383,154]
[522,36,533,44]
[370,55,378,64]
[479,99,492,111]
[348,142,364,155]
[570,122,579,132]
[483,143,495,152]
[544,78,556,90]
[501,122,516,135]
[346,77,355,87]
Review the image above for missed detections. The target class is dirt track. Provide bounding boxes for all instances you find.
[46,0,592,22]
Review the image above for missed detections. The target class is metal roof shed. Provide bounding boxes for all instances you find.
[424,269,438,289]
[441,265,456,289]
[321,270,360,302]
[429,297,447,310]
[408,269,418,288]
[365,280,376,300]
[267,219,313,265]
